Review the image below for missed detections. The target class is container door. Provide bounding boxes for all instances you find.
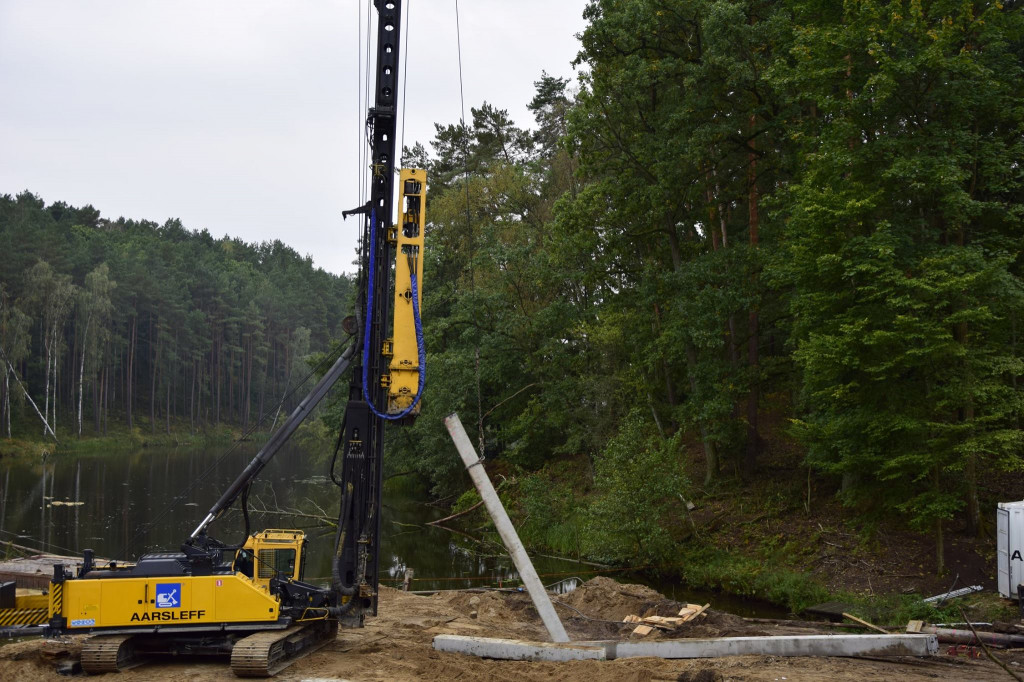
[998,506,1010,598]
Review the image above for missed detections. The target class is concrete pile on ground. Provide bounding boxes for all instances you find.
[0,577,1016,681]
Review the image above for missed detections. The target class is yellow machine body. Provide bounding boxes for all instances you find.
[50,529,308,631]
[56,573,279,630]
[386,167,427,415]
[0,593,49,627]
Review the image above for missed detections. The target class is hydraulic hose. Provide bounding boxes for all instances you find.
[331,482,357,597]
[361,208,426,420]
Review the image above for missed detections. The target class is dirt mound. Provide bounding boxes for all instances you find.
[0,638,81,681]
[561,576,673,621]
[557,576,768,640]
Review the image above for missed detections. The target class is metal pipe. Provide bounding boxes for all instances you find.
[919,625,1024,648]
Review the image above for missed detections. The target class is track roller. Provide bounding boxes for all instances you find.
[230,621,337,677]
[80,634,142,673]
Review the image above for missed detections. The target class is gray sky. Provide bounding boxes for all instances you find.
[0,0,589,275]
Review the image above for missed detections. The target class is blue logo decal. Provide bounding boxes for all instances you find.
[155,583,181,608]
[71,618,95,627]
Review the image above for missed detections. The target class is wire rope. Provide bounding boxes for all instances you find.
[356,0,363,210]
[454,0,467,127]
[364,0,372,206]
[454,0,473,269]
[399,0,411,164]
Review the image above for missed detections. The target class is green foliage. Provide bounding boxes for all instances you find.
[451,487,482,515]
[382,0,1024,579]
[772,0,1024,559]
[517,459,589,558]
[584,410,689,566]
[0,191,351,440]
[678,544,831,613]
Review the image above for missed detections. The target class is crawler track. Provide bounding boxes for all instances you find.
[230,621,337,677]
[80,634,142,673]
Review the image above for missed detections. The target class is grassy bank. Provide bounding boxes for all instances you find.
[0,417,264,458]
[668,544,1018,626]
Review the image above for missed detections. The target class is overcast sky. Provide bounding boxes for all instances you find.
[0,0,589,275]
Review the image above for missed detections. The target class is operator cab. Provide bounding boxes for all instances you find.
[234,529,307,587]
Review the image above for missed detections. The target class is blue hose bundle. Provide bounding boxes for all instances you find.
[361,209,426,420]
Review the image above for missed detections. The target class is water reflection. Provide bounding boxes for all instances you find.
[0,444,594,594]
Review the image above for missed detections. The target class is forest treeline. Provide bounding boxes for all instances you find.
[0,192,352,440]
[3,0,1022,576]
[386,0,1024,573]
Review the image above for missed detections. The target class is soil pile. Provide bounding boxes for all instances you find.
[558,576,767,640]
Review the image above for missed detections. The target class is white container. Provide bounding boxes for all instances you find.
[997,501,1024,599]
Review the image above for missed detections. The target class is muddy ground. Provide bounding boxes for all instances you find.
[1,577,1019,681]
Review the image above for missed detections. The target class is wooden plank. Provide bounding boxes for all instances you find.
[906,620,923,634]
[639,616,684,631]
[682,603,711,622]
[842,612,889,635]
[631,625,654,636]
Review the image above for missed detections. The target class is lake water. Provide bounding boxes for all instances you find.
[0,442,787,618]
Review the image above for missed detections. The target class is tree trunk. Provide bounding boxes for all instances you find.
[52,326,58,436]
[43,335,51,438]
[4,369,10,439]
[965,447,979,536]
[127,315,136,430]
[77,316,90,437]
[745,114,761,470]
[198,359,204,428]
[960,321,980,536]
[150,318,159,435]
[3,356,57,441]
[165,376,171,436]
[190,360,196,435]
[227,344,233,423]
[686,341,720,484]
[1,367,7,438]
[246,333,253,430]
[102,362,108,435]
[652,303,677,409]
[935,465,946,575]
[93,366,100,433]
[216,337,222,424]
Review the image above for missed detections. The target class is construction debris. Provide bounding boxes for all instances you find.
[624,602,710,636]
[908,623,1024,648]
[842,612,889,634]
[922,585,983,603]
